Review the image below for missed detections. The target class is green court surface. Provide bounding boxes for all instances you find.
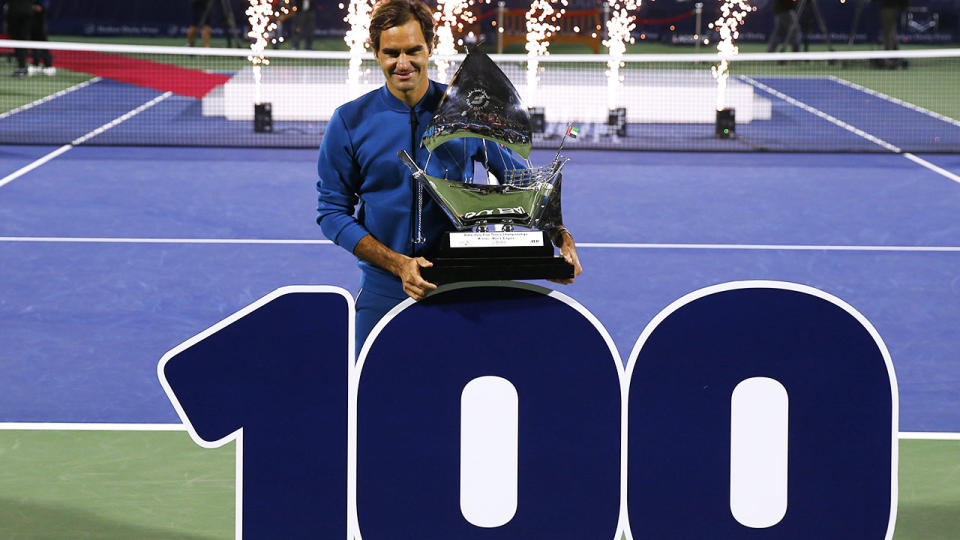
[0,429,233,539]
[0,429,956,538]
[0,70,95,117]
[897,439,960,539]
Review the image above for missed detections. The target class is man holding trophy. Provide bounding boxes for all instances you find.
[316,0,582,347]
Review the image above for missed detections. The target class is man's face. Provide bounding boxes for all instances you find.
[375,19,431,105]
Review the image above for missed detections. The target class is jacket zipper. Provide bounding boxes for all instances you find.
[409,106,419,255]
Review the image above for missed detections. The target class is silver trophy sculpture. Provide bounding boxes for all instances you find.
[398,48,575,284]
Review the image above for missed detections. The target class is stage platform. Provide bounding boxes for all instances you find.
[202,65,772,124]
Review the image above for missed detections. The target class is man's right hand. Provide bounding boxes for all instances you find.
[353,234,438,301]
[398,256,437,301]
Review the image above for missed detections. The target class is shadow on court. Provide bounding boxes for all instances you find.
[0,497,226,539]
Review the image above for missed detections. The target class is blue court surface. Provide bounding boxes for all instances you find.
[1,144,958,435]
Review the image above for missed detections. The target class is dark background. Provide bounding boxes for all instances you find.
[8,0,960,44]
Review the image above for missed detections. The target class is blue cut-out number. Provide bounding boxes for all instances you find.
[627,286,896,538]
[355,285,622,538]
[160,287,351,539]
[159,282,897,539]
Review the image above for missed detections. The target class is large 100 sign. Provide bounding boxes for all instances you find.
[159,281,898,539]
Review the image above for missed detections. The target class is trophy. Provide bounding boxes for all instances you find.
[398,48,575,284]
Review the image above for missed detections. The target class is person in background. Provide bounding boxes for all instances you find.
[797,0,815,52]
[186,0,212,48]
[5,0,35,77]
[290,0,316,50]
[879,0,909,69]
[27,0,54,76]
[766,0,801,53]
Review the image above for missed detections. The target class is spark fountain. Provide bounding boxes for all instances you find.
[434,0,478,83]
[524,1,566,108]
[245,0,277,106]
[342,0,375,99]
[602,1,640,135]
[710,0,751,114]
[247,0,285,132]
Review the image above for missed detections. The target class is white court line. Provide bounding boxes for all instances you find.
[0,77,103,121]
[71,91,173,146]
[0,92,173,190]
[828,76,960,130]
[1,236,959,252]
[740,76,960,186]
[739,75,901,153]
[899,432,960,441]
[903,153,960,185]
[0,145,73,189]
[576,242,960,252]
[0,422,955,440]
[0,236,333,245]
[0,422,185,431]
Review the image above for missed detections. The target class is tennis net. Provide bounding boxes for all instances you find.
[1,40,958,153]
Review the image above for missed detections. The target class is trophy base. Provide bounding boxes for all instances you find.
[421,255,574,284]
[420,230,575,284]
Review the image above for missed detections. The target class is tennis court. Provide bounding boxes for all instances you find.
[1,41,959,538]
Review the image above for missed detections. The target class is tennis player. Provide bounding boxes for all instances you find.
[316,0,582,349]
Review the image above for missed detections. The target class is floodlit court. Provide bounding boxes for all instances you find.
[1,37,960,538]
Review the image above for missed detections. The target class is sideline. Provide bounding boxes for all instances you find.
[0,423,957,440]
[4,237,960,252]
[0,92,172,190]
[0,77,102,121]
[741,76,960,186]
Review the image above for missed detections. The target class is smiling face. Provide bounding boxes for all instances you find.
[374,19,432,108]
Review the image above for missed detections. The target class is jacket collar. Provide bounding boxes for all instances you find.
[378,80,444,113]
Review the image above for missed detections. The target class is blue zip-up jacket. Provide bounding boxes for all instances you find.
[316,80,525,298]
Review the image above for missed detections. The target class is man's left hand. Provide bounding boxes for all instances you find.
[549,229,582,285]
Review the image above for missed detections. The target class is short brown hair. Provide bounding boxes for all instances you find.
[368,0,436,53]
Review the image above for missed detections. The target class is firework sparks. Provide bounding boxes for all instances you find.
[246,0,278,104]
[434,0,478,83]
[342,1,375,98]
[524,1,567,107]
[602,1,641,111]
[710,0,751,111]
